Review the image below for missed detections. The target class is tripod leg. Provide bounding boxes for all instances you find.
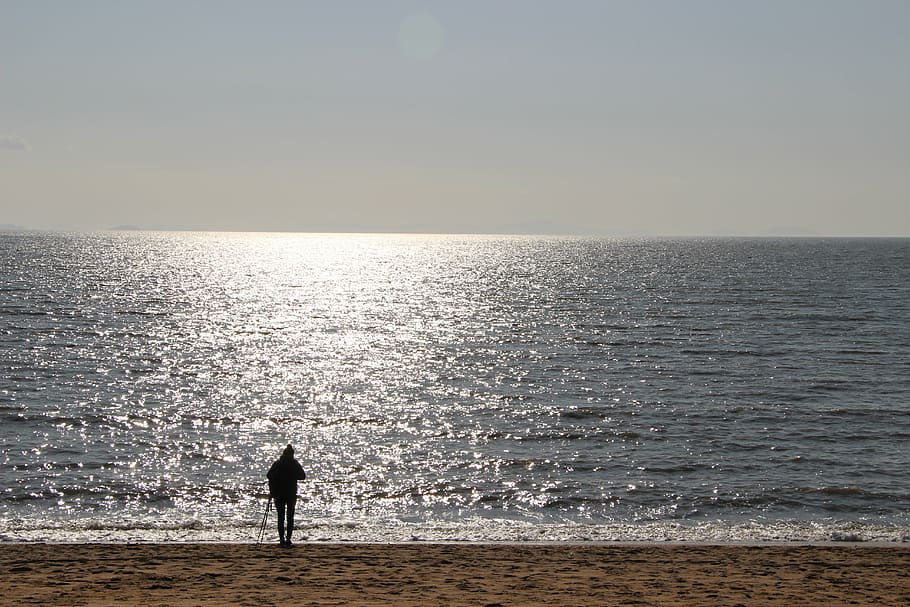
[257,497,271,546]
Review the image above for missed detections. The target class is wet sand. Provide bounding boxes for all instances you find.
[1,542,908,606]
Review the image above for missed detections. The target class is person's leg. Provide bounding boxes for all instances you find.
[286,496,297,544]
[275,498,287,544]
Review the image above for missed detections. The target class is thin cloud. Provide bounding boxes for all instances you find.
[0,135,30,152]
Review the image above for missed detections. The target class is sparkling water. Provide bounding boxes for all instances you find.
[2,231,908,542]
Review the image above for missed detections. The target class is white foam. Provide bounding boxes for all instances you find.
[3,517,908,544]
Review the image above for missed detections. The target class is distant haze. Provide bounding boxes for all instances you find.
[1,1,908,236]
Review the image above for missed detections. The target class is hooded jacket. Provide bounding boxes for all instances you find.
[267,448,306,500]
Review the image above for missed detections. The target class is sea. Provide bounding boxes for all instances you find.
[1,231,909,543]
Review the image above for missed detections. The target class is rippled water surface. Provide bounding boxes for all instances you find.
[2,232,909,542]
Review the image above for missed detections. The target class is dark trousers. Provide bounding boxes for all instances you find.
[275,495,297,542]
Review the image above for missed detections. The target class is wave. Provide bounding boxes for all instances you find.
[2,517,909,544]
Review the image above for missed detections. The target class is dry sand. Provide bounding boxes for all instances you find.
[1,542,908,606]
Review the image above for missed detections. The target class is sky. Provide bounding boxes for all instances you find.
[1,0,909,236]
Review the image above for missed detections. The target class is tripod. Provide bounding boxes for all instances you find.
[256,495,272,547]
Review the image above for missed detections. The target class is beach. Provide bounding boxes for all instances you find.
[1,543,908,606]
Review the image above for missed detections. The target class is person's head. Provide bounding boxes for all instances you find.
[282,444,294,459]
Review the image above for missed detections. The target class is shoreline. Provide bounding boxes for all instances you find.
[4,517,908,545]
[2,542,909,606]
[2,538,910,546]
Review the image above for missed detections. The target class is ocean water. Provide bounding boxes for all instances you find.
[1,231,909,543]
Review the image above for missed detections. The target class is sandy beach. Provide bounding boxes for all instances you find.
[1,542,908,606]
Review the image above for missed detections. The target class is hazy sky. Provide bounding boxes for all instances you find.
[2,0,908,235]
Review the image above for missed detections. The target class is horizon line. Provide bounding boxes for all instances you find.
[2,224,909,239]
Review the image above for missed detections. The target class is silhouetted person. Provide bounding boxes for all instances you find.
[267,444,306,547]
